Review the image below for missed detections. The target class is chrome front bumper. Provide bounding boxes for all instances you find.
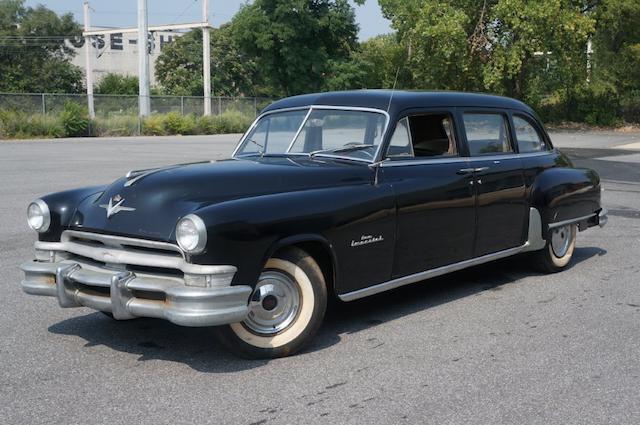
[20,230,252,327]
[20,260,251,326]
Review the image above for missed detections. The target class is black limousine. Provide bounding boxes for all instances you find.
[20,90,606,358]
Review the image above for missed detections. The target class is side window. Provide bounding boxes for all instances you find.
[513,115,547,153]
[463,113,512,156]
[409,114,457,157]
[386,113,458,159]
[387,118,414,158]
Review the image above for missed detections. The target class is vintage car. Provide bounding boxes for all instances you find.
[20,91,607,358]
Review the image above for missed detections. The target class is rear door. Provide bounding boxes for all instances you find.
[458,110,528,256]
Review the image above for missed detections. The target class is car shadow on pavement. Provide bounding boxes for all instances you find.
[47,246,606,371]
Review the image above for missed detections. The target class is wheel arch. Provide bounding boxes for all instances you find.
[265,234,338,298]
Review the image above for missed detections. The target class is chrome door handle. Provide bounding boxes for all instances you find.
[457,168,476,175]
[473,167,489,172]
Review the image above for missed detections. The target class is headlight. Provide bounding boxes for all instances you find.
[27,199,51,233]
[176,214,207,254]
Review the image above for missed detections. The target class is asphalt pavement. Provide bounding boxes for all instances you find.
[1,131,639,424]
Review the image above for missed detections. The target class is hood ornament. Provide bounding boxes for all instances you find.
[99,194,136,218]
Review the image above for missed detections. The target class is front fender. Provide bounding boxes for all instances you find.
[530,167,601,236]
[190,183,396,290]
[37,186,106,242]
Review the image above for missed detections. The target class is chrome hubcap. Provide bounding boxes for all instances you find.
[551,225,572,257]
[243,270,301,336]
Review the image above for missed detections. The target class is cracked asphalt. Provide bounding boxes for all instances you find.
[1,131,639,424]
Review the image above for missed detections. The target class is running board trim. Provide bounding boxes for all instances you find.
[338,245,525,302]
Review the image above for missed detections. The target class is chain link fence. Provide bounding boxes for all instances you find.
[0,92,272,118]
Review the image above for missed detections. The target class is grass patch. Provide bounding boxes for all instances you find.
[0,110,253,139]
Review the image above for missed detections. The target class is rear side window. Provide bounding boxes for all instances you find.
[463,113,512,156]
[513,115,547,153]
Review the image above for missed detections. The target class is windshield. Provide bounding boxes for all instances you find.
[234,108,387,162]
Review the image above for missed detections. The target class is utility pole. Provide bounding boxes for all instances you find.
[137,0,151,116]
[83,1,95,118]
[202,0,212,116]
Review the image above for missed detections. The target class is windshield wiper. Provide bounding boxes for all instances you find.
[309,144,374,158]
[246,139,265,156]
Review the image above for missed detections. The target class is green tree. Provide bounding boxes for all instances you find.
[231,0,362,96]
[378,0,594,101]
[591,0,640,121]
[0,0,83,93]
[155,25,259,97]
[322,34,410,91]
[95,73,139,95]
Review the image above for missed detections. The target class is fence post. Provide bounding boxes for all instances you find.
[254,97,258,117]
[181,96,184,115]
[218,97,222,116]
[41,94,46,115]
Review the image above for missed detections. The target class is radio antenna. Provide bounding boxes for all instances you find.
[386,65,401,113]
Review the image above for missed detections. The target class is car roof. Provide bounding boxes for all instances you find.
[262,90,535,116]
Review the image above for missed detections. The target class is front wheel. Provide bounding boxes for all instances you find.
[531,224,577,273]
[215,247,327,359]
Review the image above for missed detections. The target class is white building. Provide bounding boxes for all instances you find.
[70,29,185,86]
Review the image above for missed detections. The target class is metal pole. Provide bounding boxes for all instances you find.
[41,94,46,115]
[181,96,184,115]
[137,0,151,116]
[83,1,95,118]
[202,0,212,116]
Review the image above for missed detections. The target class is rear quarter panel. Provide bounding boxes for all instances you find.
[522,150,601,236]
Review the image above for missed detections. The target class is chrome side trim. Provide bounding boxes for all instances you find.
[380,151,552,167]
[548,213,597,229]
[339,245,524,302]
[340,207,546,302]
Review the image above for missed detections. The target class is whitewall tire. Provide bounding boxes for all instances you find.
[531,224,577,273]
[215,247,327,359]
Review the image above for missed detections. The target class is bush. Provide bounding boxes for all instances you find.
[537,84,623,127]
[59,101,90,136]
[91,115,140,137]
[162,112,196,135]
[197,111,253,134]
[141,115,166,136]
[0,110,64,139]
[1,109,253,139]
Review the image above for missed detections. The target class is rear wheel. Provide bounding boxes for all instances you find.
[215,247,327,359]
[531,224,577,273]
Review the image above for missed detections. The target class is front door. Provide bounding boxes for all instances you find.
[381,111,477,278]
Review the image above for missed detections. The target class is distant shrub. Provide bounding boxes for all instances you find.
[91,115,140,137]
[162,112,196,135]
[141,115,166,136]
[1,109,253,140]
[0,110,64,138]
[59,101,90,137]
[197,111,253,134]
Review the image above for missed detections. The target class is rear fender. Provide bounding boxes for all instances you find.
[529,167,601,237]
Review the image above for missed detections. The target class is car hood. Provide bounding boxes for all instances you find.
[71,156,372,241]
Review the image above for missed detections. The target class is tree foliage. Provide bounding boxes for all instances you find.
[0,0,83,93]
[95,73,139,95]
[155,25,259,97]
[231,0,361,96]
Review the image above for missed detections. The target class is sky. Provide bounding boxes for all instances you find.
[24,0,393,40]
